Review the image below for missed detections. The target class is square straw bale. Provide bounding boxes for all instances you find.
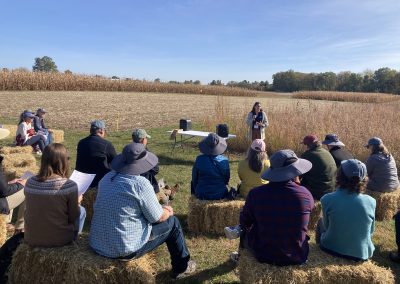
[366,189,400,221]
[0,214,7,246]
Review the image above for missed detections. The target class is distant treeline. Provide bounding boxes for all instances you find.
[272,68,400,94]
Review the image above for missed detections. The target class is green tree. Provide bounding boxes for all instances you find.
[32,56,58,72]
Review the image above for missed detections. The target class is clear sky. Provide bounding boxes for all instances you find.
[1,0,399,83]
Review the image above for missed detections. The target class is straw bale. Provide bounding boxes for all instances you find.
[82,188,98,222]
[9,236,156,284]
[309,201,322,230]
[52,129,64,143]
[0,214,7,246]
[2,124,17,137]
[187,196,245,234]
[1,153,38,181]
[0,146,33,155]
[239,244,394,284]
[366,189,400,221]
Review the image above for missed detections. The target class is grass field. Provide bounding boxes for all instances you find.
[1,91,400,283]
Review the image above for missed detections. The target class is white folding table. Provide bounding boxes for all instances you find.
[167,130,236,153]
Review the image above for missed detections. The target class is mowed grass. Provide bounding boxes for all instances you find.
[1,125,399,283]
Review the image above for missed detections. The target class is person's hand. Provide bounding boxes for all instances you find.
[16,179,27,187]
[78,195,83,204]
[48,129,54,133]
[163,205,174,216]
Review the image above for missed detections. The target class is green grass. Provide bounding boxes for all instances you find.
[1,125,400,283]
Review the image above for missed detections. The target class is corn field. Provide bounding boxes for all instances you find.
[0,70,259,97]
[293,91,400,103]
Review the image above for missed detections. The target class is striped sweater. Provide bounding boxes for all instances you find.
[24,176,80,247]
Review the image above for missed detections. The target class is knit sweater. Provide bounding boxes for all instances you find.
[24,176,80,247]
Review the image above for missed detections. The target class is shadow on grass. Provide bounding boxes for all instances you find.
[155,260,237,284]
[158,154,194,167]
[371,244,400,283]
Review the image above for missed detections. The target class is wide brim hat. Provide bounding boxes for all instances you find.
[199,133,227,155]
[0,128,10,140]
[262,149,312,182]
[111,143,158,175]
[321,134,345,147]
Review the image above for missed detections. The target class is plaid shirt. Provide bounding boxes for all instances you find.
[240,181,314,265]
[89,171,163,258]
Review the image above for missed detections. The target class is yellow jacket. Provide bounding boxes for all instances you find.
[238,158,270,198]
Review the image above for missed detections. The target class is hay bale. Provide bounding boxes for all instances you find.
[0,146,33,155]
[82,188,98,222]
[238,244,394,284]
[366,189,400,221]
[52,129,64,143]
[2,124,17,137]
[309,201,322,230]
[187,196,245,234]
[9,236,156,284]
[0,153,38,181]
[0,214,7,246]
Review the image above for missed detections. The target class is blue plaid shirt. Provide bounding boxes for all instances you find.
[89,171,163,258]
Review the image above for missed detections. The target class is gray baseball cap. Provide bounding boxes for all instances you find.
[90,120,106,130]
[364,137,382,147]
[132,128,151,142]
[340,159,367,180]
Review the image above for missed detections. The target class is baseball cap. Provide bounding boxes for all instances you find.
[302,134,319,146]
[340,159,367,180]
[251,139,266,152]
[23,112,35,119]
[132,128,151,142]
[364,137,382,148]
[322,134,345,147]
[37,108,47,113]
[90,120,106,130]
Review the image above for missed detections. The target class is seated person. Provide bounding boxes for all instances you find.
[322,134,354,167]
[75,120,117,188]
[16,111,46,153]
[237,139,270,198]
[132,128,160,193]
[365,137,399,192]
[24,143,86,247]
[301,134,337,200]
[89,142,195,279]
[238,149,314,265]
[316,159,375,261]
[33,108,53,146]
[191,133,230,200]
[0,128,26,234]
[390,210,400,263]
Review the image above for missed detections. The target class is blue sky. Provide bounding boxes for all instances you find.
[1,0,399,83]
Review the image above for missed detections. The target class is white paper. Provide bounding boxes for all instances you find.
[69,170,96,195]
[21,171,35,180]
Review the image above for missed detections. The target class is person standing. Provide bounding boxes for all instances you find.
[321,134,354,167]
[246,102,269,141]
[301,135,337,200]
[76,120,117,188]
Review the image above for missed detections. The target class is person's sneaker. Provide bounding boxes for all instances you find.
[224,225,241,239]
[230,251,240,264]
[389,252,400,263]
[35,150,42,156]
[171,260,196,279]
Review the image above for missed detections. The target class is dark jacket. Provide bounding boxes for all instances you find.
[301,145,337,200]
[329,146,354,167]
[0,168,24,214]
[240,181,314,265]
[140,165,160,193]
[33,116,47,132]
[75,134,117,188]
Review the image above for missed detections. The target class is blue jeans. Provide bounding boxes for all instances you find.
[120,216,190,274]
[75,205,86,234]
[395,211,400,253]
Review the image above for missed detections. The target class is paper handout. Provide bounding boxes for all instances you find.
[21,171,35,180]
[69,170,96,196]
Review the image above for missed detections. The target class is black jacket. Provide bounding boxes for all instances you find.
[329,146,354,168]
[0,168,23,214]
[75,134,117,188]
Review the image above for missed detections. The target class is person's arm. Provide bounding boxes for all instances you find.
[246,112,253,127]
[222,158,230,184]
[321,198,329,230]
[0,171,24,197]
[33,116,42,132]
[138,179,164,223]
[106,143,117,166]
[366,156,374,177]
[262,111,269,128]
[158,206,173,223]
[191,158,199,192]
[240,191,255,230]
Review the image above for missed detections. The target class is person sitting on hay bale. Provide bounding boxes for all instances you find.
[33,108,53,146]
[16,111,46,154]
[322,133,354,168]
[301,134,337,200]
[230,149,314,264]
[89,142,196,279]
[76,120,117,188]
[364,137,399,193]
[0,128,27,234]
[316,159,375,261]
[237,139,270,198]
[390,210,400,263]
[192,133,234,200]
[0,143,86,281]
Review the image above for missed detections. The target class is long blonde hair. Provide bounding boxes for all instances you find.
[37,143,69,182]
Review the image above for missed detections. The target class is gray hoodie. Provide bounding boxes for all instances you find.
[366,153,400,192]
